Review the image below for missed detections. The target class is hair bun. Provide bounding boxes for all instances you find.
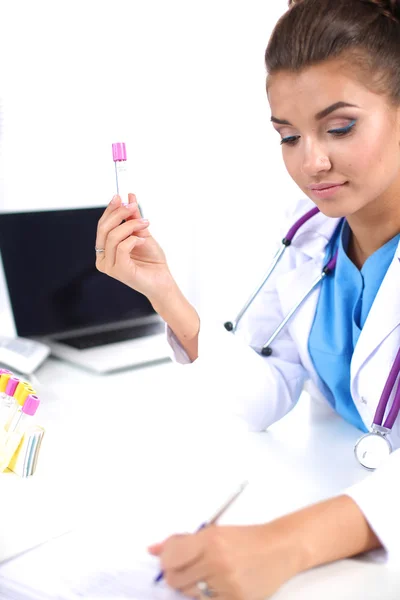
[366,0,400,22]
[288,0,400,22]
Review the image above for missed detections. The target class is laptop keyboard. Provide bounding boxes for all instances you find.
[0,337,37,357]
[56,321,165,350]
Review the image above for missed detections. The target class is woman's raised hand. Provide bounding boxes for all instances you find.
[96,192,200,360]
[95,193,174,303]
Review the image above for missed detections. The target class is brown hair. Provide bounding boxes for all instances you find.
[265,0,400,103]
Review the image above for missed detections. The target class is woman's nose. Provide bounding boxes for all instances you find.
[301,141,331,177]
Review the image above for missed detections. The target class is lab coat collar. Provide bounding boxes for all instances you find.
[289,199,341,259]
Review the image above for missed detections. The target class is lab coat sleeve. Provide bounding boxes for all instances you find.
[165,202,309,431]
[166,324,192,364]
[195,250,308,431]
[343,449,400,563]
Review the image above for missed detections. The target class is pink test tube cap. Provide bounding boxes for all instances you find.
[0,368,12,375]
[6,376,19,396]
[22,394,40,416]
[112,142,127,162]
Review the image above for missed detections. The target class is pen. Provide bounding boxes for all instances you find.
[154,480,249,584]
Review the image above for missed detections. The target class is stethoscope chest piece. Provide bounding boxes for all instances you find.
[354,427,392,471]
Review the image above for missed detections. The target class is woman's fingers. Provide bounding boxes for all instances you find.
[148,542,164,555]
[161,535,205,572]
[95,198,139,250]
[115,235,146,271]
[127,193,142,219]
[97,218,149,272]
[126,194,151,238]
[164,560,214,595]
[97,194,124,229]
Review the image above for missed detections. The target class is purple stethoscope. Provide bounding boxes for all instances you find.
[224,206,400,471]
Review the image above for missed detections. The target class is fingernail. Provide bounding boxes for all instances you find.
[111,195,119,204]
[139,218,149,223]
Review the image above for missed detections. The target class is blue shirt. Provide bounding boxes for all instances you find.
[308,220,400,432]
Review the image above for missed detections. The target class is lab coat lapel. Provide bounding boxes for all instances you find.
[351,243,400,378]
[276,257,322,333]
[275,237,329,372]
[276,216,340,378]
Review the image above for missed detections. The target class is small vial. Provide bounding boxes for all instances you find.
[8,394,40,433]
[6,381,36,429]
[112,142,129,205]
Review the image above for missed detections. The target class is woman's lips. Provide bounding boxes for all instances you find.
[308,182,347,199]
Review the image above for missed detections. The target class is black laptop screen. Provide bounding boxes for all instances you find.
[0,207,156,337]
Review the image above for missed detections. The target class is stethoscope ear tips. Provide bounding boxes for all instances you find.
[224,322,234,332]
[261,347,273,357]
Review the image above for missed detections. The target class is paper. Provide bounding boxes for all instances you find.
[0,527,183,599]
[63,562,181,599]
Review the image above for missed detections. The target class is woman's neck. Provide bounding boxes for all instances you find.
[346,197,400,269]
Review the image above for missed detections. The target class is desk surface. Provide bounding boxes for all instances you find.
[1,356,399,599]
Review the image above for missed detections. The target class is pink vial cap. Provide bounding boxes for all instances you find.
[112,142,127,162]
[0,368,12,375]
[6,376,19,396]
[22,394,40,416]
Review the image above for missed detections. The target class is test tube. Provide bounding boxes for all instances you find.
[112,142,129,205]
[7,394,40,433]
[0,376,20,424]
[6,381,36,428]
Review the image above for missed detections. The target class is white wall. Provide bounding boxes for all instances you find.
[0,0,301,330]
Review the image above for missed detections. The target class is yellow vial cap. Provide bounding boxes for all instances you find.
[0,373,11,393]
[15,382,36,405]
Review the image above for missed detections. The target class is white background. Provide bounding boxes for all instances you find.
[0,0,301,328]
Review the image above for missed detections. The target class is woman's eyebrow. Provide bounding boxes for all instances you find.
[270,101,359,126]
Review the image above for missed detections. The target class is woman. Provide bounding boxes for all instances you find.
[95,0,400,597]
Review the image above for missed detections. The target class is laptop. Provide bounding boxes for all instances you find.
[0,207,170,373]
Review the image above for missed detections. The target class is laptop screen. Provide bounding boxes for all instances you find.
[0,207,156,337]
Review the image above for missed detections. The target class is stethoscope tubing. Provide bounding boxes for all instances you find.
[225,243,287,334]
[261,270,329,356]
[375,347,400,429]
[224,206,320,334]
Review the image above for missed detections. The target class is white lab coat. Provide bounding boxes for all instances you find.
[167,196,400,562]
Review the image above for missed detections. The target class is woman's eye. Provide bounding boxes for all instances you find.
[328,119,357,137]
[279,119,357,146]
[280,135,299,146]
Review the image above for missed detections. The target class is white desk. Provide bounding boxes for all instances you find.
[1,356,399,599]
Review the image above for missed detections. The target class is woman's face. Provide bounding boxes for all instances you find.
[267,59,400,218]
